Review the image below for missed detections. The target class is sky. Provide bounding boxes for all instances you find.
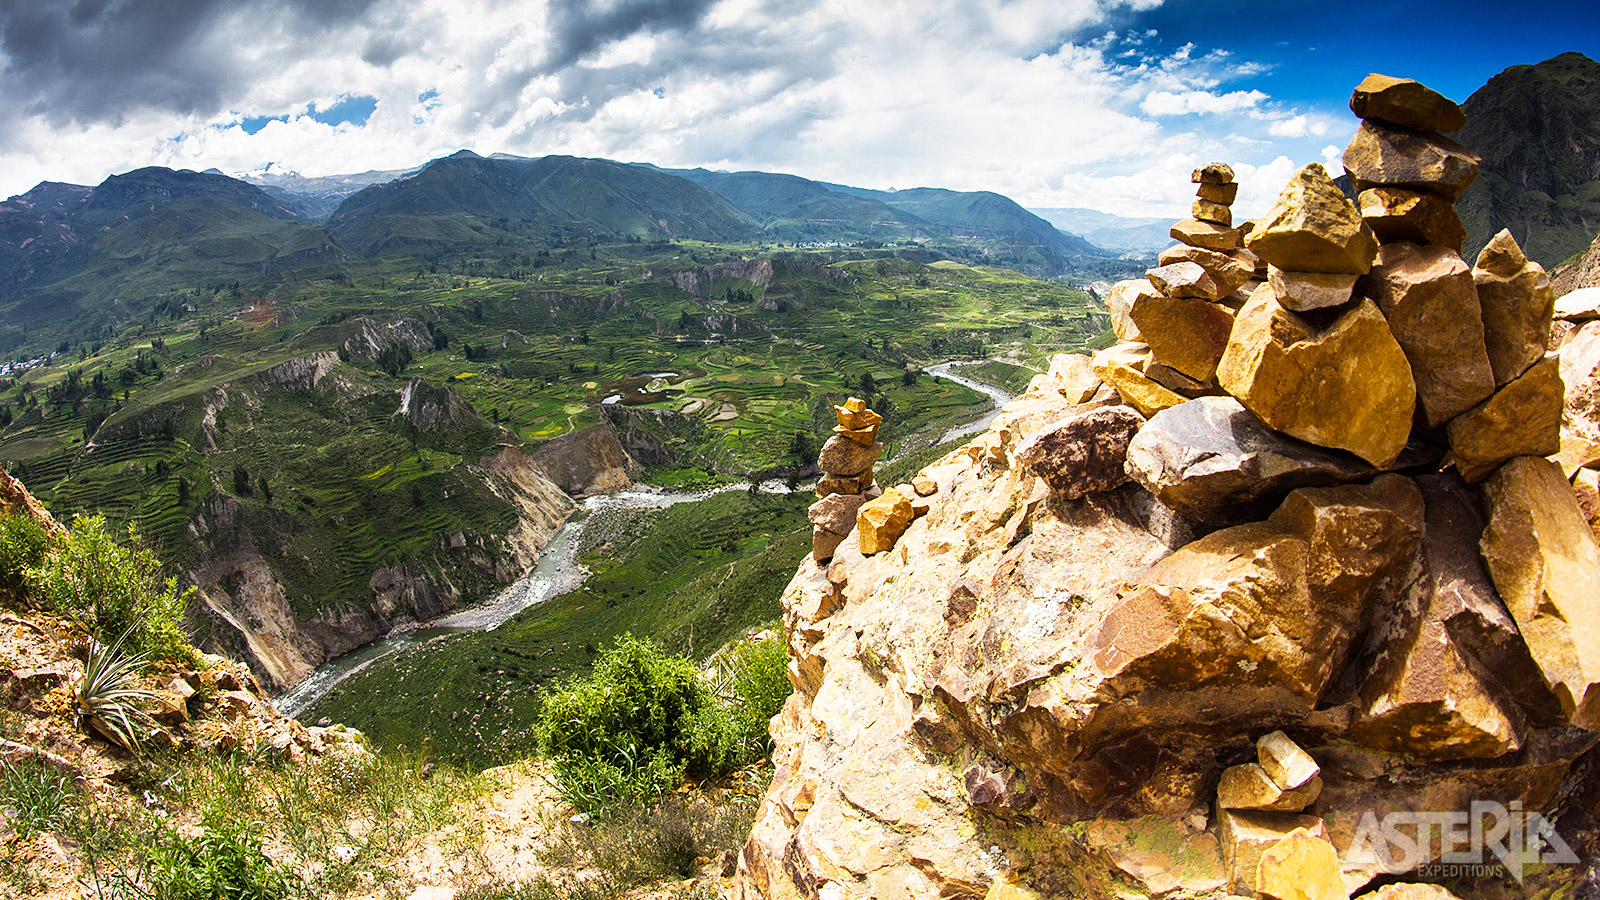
[0,0,1595,219]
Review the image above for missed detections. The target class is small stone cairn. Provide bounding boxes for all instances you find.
[807,397,885,562]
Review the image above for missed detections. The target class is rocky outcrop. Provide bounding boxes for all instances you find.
[737,74,1600,900]
[526,425,635,497]
[397,377,484,432]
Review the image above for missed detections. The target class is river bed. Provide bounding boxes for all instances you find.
[275,363,1014,718]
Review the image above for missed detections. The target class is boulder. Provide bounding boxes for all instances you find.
[808,487,881,533]
[1157,245,1255,297]
[1172,218,1243,252]
[1197,181,1239,204]
[857,491,915,555]
[1245,164,1379,276]
[1362,241,1495,427]
[1146,260,1227,301]
[1346,473,1529,760]
[1129,290,1236,381]
[1193,198,1233,227]
[1474,229,1555,386]
[1013,405,1145,500]
[1573,467,1600,542]
[1043,353,1103,404]
[1343,119,1482,202]
[1217,291,1416,468]
[1445,355,1562,483]
[1268,267,1358,312]
[1124,396,1378,526]
[1479,455,1600,729]
[1357,887,1463,900]
[817,471,875,498]
[1348,73,1467,132]
[1255,828,1348,900]
[1193,162,1236,184]
[1218,763,1323,812]
[1104,279,1155,342]
[1144,362,1215,397]
[817,435,882,478]
[811,528,848,562]
[1357,187,1466,251]
[1563,321,1600,445]
[1555,286,1600,322]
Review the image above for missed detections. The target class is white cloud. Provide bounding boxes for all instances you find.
[0,0,1364,221]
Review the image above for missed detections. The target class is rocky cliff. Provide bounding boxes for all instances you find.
[737,77,1600,900]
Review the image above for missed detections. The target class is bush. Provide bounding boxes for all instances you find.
[138,814,294,900]
[536,636,739,812]
[726,634,790,754]
[27,515,193,661]
[0,512,49,602]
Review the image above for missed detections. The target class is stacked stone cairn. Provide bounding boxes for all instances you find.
[807,397,885,562]
[734,72,1600,900]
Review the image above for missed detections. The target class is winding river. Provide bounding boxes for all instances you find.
[273,362,1014,719]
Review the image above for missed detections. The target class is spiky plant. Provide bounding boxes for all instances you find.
[71,625,158,752]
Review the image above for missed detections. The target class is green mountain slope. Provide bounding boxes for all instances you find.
[1457,51,1600,267]
[328,153,759,254]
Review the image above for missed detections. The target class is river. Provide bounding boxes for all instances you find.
[273,362,1014,719]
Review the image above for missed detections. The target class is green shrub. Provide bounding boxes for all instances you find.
[27,514,193,661]
[0,513,49,602]
[138,814,294,900]
[726,634,791,754]
[536,635,739,812]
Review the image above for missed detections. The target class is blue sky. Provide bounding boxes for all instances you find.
[0,0,1594,218]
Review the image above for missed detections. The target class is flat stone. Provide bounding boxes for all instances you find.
[1124,396,1377,526]
[1358,187,1466,251]
[1105,279,1155,342]
[833,423,880,445]
[1146,260,1227,300]
[1446,355,1562,483]
[857,491,915,556]
[1217,291,1416,467]
[816,471,875,498]
[1129,290,1236,382]
[808,487,880,533]
[1268,267,1358,312]
[1220,810,1328,898]
[1349,73,1467,132]
[1144,362,1214,396]
[1193,162,1236,184]
[1474,229,1555,386]
[1246,163,1379,275]
[1218,763,1323,813]
[1480,455,1600,729]
[1347,473,1528,761]
[1157,245,1254,296]
[1197,181,1239,204]
[1344,119,1482,202]
[1255,828,1348,900]
[1555,287,1600,322]
[1256,731,1320,790]
[1092,344,1187,417]
[1193,198,1233,227]
[1363,241,1495,427]
[1171,218,1243,252]
[817,435,882,478]
[1014,405,1145,500]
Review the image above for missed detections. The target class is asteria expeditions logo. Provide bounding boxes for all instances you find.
[1345,801,1579,883]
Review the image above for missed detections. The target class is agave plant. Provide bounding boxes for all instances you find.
[71,625,159,752]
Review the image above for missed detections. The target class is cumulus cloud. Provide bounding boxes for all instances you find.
[0,0,1356,217]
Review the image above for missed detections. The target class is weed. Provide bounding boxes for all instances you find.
[128,814,294,900]
[542,793,758,887]
[0,758,73,838]
[455,874,621,900]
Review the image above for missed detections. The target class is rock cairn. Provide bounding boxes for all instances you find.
[806,397,884,562]
[736,73,1600,900]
